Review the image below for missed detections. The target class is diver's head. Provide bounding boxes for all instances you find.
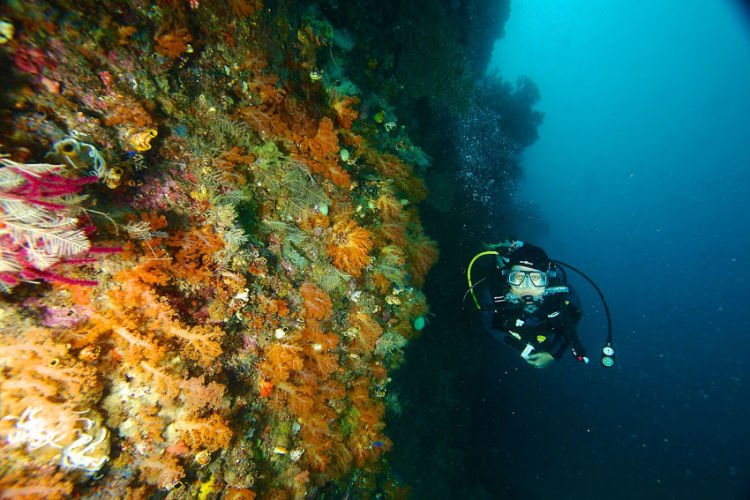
[507,265,548,297]
[504,243,550,298]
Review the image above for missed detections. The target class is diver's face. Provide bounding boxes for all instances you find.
[508,265,547,298]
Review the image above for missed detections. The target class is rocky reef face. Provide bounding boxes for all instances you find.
[0,0,545,496]
[0,0,442,496]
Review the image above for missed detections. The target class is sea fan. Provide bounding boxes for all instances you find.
[0,158,110,290]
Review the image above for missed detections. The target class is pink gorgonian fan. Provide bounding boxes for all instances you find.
[0,157,119,291]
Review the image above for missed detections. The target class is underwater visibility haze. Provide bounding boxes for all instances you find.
[419,0,750,498]
[0,0,749,498]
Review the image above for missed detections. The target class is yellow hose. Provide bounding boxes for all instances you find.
[467,250,499,309]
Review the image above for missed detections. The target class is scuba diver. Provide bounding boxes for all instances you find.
[465,241,615,369]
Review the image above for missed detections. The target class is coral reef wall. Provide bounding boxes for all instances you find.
[0,0,440,497]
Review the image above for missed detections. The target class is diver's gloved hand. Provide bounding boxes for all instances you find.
[525,351,555,369]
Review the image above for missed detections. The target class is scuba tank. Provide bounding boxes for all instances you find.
[465,241,616,368]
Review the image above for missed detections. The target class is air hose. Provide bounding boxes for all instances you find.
[552,260,615,367]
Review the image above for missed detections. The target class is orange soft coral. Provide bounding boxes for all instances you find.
[99,262,225,368]
[307,349,340,379]
[378,220,408,247]
[298,211,330,232]
[275,380,315,417]
[211,147,254,188]
[238,104,284,140]
[0,328,101,404]
[298,409,338,472]
[0,328,109,484]
[407,233,439,286]
[374,191,403,222]
[299,321,341,378]
[259,379,274,398]
[166,225,226,286]
[364,150,427,202]
[300,321,339,351]
[169,413,233,453]
[154,28,193,58]
[104,98,155,128]
[139,453,185,490]
[327,220,373,277]
[178,375,227,414]
[229,0,263,16]
[260,343,304,383]
[296,118,351,187]
[332,96,360,130]
[346,378,390,467]
[300,282,333,321]
[303,117,338,159]
[0,470,74,500]
[348,310,383,355]
[371,272,392,296]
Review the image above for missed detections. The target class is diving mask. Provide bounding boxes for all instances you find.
[507,270,548,288]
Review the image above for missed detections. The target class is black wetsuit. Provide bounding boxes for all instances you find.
[481,280,588,362]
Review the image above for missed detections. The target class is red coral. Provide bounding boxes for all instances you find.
[259,379,274,398]
[13,47,54,76]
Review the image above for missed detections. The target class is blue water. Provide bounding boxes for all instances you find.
[479,1,750,497]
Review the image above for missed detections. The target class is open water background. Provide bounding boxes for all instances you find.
[391,1,750,498]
